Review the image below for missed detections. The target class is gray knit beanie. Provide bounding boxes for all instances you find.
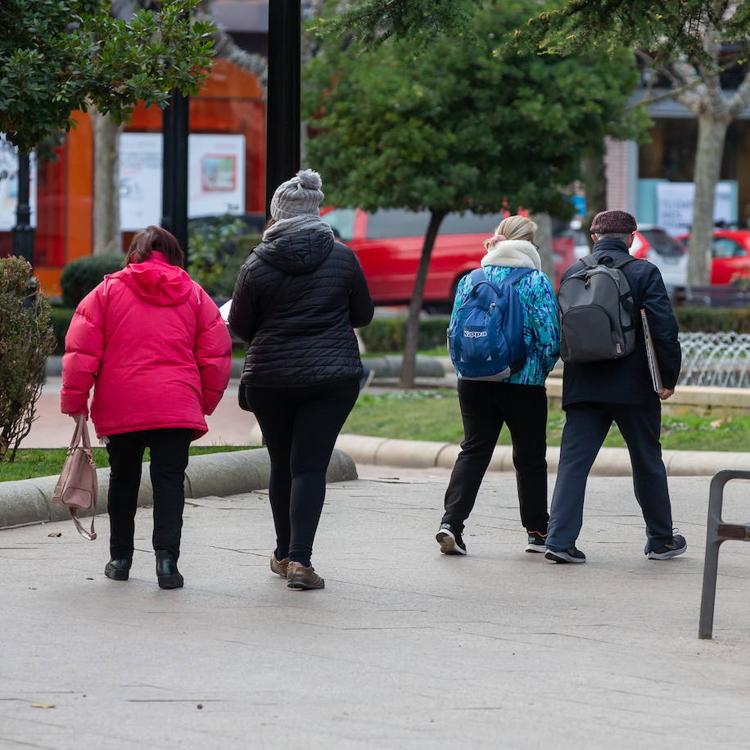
[270,169,324,220]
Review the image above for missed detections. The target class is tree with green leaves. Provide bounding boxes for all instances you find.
[0,0,215,154]
[521,0,750,284]
[305,0,643,386]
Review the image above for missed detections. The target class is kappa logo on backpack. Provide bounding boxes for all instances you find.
[448,268,532,381]
[558,254,637,364]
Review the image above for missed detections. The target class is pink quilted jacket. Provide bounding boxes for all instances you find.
[61,253,232,439]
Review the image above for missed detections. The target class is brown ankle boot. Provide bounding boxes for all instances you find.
[286,561,325,590]
[270,554,289,578]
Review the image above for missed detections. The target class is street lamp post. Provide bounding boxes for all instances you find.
[161,89,190,262]
[12,152,34,264]
[266,0,301,218]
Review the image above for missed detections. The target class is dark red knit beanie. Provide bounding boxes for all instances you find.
[590,210,637,234]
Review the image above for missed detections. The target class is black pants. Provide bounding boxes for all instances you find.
[547,401,673,552]
[106,429,192,560]
[442,380,549,535]
[244,379,359,567]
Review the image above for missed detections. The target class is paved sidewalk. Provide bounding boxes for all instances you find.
[1,467,749,749]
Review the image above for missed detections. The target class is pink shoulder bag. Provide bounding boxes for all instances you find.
[53,416,98,540]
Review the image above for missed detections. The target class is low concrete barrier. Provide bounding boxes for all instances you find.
[0,447,357,530]
[335,434,750,477]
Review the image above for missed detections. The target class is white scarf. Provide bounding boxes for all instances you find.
[262,214,334,242]
[481,239,541,271]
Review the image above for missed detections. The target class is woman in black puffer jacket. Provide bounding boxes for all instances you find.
[229,170,373,591]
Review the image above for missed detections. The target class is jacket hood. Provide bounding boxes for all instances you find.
[482,239,541,271]
[254,228,334,275]
[118,252,196,306]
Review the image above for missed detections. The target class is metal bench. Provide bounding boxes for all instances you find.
[698,470,750,639]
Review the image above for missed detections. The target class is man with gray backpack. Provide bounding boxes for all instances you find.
[545,210,684,564]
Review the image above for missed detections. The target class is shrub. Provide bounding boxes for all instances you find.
[0,258,56,460]
[60,254,123,308]
[188,217,259,299]
[359,316,449,353]
[675,307,750,333]
[49,306,75,354]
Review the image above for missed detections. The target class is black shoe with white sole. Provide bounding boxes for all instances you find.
[525,531,547,553]
[545,546,586,564]
[646,534,687,560]
[436,523,467,555]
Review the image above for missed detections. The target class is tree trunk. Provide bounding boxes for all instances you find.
[688,113,729,285]
[581,150,607,246]
[400,210,445,388]
[93,110,122,255]
[531,212,554,280]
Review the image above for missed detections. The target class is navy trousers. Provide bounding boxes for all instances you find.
[546,401,674,553]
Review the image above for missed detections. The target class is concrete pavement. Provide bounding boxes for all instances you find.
[1,466,749,749]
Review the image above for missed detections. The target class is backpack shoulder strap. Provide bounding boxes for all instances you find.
[504,267,534,285]
[469,268,486,286]
[580,254,598,268]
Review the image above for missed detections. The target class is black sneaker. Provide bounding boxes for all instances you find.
[525,531,547,553]
[436,523,467,555]
[545,546,586,564]
[646,534,687,560]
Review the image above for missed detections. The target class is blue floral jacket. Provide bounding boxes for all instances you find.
[451,265,560,386]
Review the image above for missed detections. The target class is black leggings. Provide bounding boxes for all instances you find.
[243,379,359,567]
[106,428,192,560]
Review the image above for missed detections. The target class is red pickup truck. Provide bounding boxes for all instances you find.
[322,208,573,307]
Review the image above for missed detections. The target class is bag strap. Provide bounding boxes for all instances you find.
[580,254,598,268]
[503,267,534,285]
[70,507,97,541]
[69,416,97,541]
[469,268,486,287]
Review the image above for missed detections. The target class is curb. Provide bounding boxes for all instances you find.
[334,434,750,477]
[0,448,357,530]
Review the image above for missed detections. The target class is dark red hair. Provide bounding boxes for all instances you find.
[125,225,185,268]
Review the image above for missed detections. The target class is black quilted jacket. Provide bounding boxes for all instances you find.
[229,228,374,387]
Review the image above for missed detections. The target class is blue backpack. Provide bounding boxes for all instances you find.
[448,268,532,381]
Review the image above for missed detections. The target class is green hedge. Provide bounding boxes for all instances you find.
[359,316,449,353]
[49,307,75,354]
[60,254,123,308]
[675,307,750,333]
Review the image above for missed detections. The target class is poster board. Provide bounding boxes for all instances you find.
[119,132,246,230]
[0,136,37,231]
[656,182,734,235]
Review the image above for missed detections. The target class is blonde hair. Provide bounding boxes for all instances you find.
[483,215,538,251]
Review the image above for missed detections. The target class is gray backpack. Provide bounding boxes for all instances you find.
[558,254,637,363]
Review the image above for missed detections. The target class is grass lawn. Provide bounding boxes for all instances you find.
[344,390,750,452]
[0,446,251,483]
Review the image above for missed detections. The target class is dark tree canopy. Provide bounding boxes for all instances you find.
[0,0,215,152]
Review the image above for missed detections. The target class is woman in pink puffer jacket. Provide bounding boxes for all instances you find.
[61,226,232,589]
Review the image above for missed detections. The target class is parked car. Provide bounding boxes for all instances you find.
[630,225,688,291]
[321,208,573,306]
[677,229,750,284]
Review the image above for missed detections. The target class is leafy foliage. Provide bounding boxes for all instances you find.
[311,0,480,45]
[359,316,449,353]
[305,0,643,219]
[0,258,57,461]
[519,0,750,65]
[60,254,124,308]
[187,219,258,299]
[0,0,216,152]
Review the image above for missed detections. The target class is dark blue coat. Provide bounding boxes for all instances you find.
[561,237,682,408]
[229,229,374,387]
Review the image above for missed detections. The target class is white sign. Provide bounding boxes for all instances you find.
[0,135,37,231]
[119,132,246,231]
[656,182,734,235]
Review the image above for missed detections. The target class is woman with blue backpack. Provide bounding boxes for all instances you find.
[436,215,560,556]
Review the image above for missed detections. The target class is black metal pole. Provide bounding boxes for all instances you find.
[12,151,34,264]
[161,89,190,263]
[266,0,301,219]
